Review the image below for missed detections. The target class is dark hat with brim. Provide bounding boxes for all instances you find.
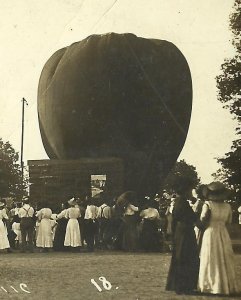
[116,191,136,206]
[204,181,230,201]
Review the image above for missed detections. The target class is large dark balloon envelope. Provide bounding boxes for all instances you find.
[38,33,192,196]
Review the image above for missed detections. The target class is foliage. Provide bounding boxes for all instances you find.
[0,138,27,199]
[214,139,241,202]
[230,0,241,52]
[216,56,241,122]
[163,159,200,195]
[215,0,241,203]
[216,0,241,124]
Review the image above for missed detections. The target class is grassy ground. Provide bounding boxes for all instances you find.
[0,251,240,300]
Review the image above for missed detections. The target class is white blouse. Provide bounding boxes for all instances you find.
[66,207,81,219]
[57,209,67,219]
[36,208,52,220]
[84,205,98,219]
[0,209,8,220]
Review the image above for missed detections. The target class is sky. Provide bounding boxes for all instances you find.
[0,0,237,184]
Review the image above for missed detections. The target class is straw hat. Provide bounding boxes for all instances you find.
[204,181,230,201]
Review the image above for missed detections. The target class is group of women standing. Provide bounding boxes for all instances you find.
[36,198,82,251]
[115,191,162,252]
[166,181,239,296]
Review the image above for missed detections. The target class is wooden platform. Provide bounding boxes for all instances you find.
[28,158,124,209]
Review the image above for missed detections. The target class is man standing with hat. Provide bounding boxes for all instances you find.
[18,196,35,253]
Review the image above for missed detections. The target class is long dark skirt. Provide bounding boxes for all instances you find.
[53,219,68,251]
[78,217,85,246]
[108,218,124,250]
[84,219,98,252]
[122,215,139,251]
[140,219,160,252]
[166,222,199,294]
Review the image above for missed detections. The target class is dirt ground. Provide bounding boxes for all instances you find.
[0,251,240,300]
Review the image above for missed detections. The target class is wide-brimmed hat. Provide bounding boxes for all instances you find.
[68,197,77,206]
[116,191,136,206]
[204,181,230,201]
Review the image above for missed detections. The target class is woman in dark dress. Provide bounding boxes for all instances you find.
[108,203,125,250]
[139,201,161,252]
[119,192,139,252]
[53,202,69,251]
[166,186,199,294]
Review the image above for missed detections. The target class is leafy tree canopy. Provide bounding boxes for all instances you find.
[216,0,241,124]
[163,159,200,196]
[215,0,241,203]
[0,138,26,200]
[214,139,241,202]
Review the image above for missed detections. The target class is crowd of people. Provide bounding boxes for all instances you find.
[0,193,165,254]
[0,180,240,296]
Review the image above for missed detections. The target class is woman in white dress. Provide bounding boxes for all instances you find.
[198,181,239,295]
[0,202,10,251]
[64,198,82,249]
[36,204,53,251]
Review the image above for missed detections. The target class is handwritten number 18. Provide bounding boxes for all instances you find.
[91,277,112,292]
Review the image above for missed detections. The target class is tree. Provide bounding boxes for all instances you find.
[215,0,241,202]
[163,159,200,195]
[216,0,241,122]
[0,138,27,200]
[214,139,241,202]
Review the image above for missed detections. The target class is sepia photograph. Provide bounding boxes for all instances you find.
[0,0,240,299]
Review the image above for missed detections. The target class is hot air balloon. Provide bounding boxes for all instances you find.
[37,32,192,196]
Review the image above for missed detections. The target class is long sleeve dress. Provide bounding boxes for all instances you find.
[166,197,199,294]
[64,207,82,247]
[122,204,139,251]
[0,209,10,250]
[139,208,161,252]
[198,201,239,295]
[36,208,53,248]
